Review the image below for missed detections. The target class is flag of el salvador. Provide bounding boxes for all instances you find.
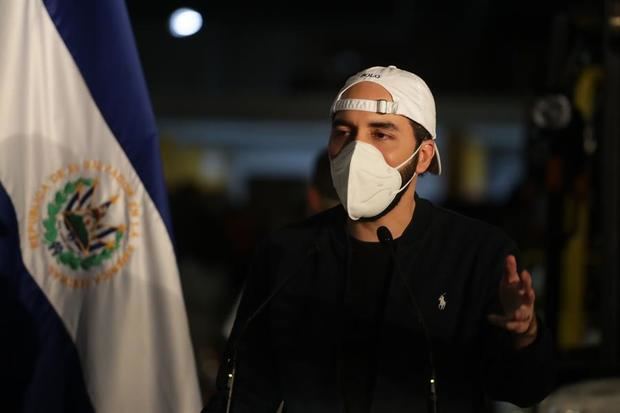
[0,0,202,411]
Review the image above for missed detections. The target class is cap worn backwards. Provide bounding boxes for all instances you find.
[330,65,442,175]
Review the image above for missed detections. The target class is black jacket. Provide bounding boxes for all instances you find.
[205,196,555,413]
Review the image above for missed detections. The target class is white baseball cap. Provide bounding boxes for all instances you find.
[330,65,442,175]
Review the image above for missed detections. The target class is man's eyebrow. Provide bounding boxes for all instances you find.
[331,119,400,131]
[369,121,399,131]
[331,119,354,128]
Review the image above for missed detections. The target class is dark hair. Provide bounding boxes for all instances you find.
[402,119,439,176]
[410,120,432,143]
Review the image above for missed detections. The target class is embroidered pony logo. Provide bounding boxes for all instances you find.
[438,293,447,310]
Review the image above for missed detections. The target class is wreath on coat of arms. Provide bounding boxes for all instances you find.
[42,177,125,271]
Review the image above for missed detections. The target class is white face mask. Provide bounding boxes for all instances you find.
[330,141,421,220]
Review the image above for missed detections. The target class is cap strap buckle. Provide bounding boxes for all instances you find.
[331,98,398,115]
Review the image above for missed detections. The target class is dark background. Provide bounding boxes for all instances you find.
[124,0,620,409]
[126,0,603,110]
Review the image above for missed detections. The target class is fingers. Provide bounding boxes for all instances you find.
[504,255,519,284]
[503,257,535,300]
[519,270,536,304]
[488,314,521,329]
[487,313,532,334]
[514,306,532,321]
[520,269,533,289]
[488,306,532,323]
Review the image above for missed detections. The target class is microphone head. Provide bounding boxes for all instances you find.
[376,226,393,243]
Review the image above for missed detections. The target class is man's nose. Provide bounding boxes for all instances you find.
[353,129,374,145]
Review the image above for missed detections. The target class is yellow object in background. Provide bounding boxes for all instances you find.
[459,138,487,202]
[573,66,603,123]
[558,193,589,350]
[160,137,202,185]
[160,136,229,192]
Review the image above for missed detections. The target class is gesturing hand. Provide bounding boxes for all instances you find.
[487,255,538,348]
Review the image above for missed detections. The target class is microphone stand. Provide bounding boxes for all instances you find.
[376,226,438,413]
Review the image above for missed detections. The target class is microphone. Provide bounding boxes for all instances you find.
[377,226,438,413]
[223,245,318,413]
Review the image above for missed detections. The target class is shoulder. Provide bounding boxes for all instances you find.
[419,197,517,255]
[418,198,520,296]
[260,205,344,253]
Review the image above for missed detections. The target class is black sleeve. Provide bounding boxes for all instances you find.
[203,239,282,413]
[479,235,556,407]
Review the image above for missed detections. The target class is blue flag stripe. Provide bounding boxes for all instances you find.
[41,0,173,236]
[0,184,94,413]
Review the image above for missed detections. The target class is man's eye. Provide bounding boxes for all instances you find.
[373,131,390,140]
[333,129,351,138]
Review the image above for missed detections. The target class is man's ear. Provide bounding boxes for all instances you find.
[416,141,436,174]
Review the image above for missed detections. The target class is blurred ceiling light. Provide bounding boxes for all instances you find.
[168,8,203,38]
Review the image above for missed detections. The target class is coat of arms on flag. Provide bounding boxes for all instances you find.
[27,161,142,288]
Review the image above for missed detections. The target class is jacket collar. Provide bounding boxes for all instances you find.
[399,193,433,246]
[327,192,434,250]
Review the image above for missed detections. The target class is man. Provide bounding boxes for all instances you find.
[205,66,555,413]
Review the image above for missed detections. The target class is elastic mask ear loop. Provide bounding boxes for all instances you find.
[395,144,423,170]
[390,145,422,195]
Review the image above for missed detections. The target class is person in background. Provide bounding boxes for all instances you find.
[204,65,555,413]
[307,149,340,216]
[222,148,342,340]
